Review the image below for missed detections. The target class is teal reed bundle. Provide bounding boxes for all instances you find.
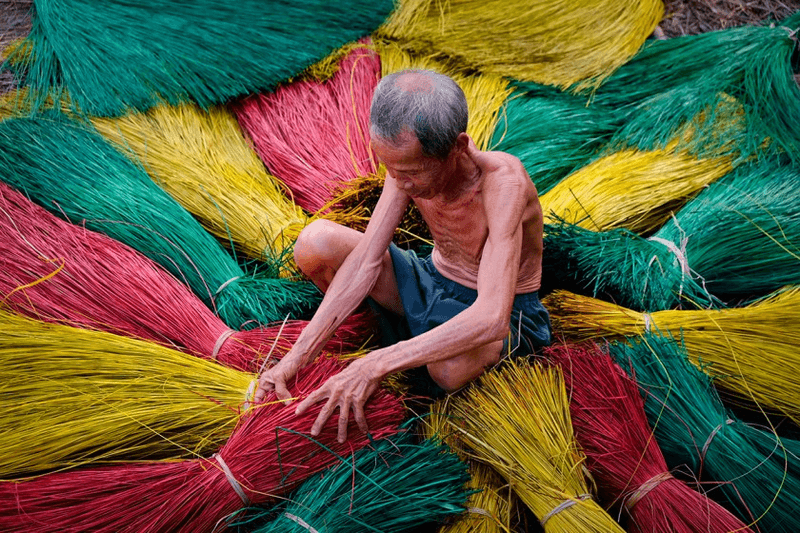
[3,0,395,117]
[490,83,622,195]
[245,429,470,533]
[609,334,800,532]
[543,157,800,310]
[584,18,800,162]
[0,114,320,329]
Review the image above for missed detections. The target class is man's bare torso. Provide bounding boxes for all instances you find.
[413,150,543,293]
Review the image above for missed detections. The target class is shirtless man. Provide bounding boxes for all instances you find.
[254,69,551,442]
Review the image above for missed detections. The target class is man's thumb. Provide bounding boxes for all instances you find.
[275,380,292,404]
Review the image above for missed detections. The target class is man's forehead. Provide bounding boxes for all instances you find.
[393,72,435,94]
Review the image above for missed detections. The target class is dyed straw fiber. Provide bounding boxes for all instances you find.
[92,102,309,261]
[549,342,753,533]
[447,359,625,532]
[234,43,380,214]
[588,20,800,162]
[4,0,396,116]
[608,334,800,532]
[0,180,371,372]
[248,429,469,533]
[422,402,515,533]
[0,307,255,478]
[489,83,622,196]
[0,356,405,532]
[0,115,321,330]
[376,0,662,90]
[543,157,800,310]
[544,287,800,424]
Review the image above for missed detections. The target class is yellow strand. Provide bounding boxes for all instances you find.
[376,0,663,90]
[543,288,800,424]
[0,307,256,479]
[447,360,625,531]
[91,103,309,264]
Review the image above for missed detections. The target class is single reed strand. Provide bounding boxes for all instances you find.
[0,307,256,478]
[608,334,800,532]
[92,102,309,261]
[423,401,515,533]
[376,0,662,90]
[7,0,395,116]
[446,359,625,532]
[543,287,800,425]
[0,356,406,532]
[0,114,321,329]
[234,43,381,214]
[0,179,370,372]
[247,428,470,533]
[549,341,753,533]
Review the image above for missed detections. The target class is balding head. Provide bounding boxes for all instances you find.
[370,69,468,160]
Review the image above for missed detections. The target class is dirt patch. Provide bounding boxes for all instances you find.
[0,0,32,94]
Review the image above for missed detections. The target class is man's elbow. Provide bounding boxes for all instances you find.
[486,315,510,344]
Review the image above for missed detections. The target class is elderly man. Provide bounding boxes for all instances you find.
[255,69,551,441]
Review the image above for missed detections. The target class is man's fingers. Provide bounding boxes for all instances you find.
[337,401,350,443]
[274,378,292,404]
[310,397,337,437]
[354,402,369,434]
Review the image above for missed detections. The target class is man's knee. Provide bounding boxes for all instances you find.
[427,341,503,392]
[294,219,348,276]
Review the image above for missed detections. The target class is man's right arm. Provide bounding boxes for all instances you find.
[255,175,410,401]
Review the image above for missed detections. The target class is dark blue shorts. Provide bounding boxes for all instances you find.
[367,243,552,399]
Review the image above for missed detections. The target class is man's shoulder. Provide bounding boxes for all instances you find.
[479,150,530,191]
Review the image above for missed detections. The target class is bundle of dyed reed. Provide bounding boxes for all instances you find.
[92,102,309,259]
[489,83,622,195]
[446,359,625,532]
[544,287,800,425]
[377,0,662,90]
[0,115,321,329]
[0,180,371,372]
[5,0,395,116]
[422,402,515,533]
[608,334,800,532]
[539,140,733,234]
[247,428,469,533]
[588,19,800,162]
[0,307,256,478]
[548,342,753,533]
[234,43,380,214]
[544,157,800,310]
[0,356,405,532]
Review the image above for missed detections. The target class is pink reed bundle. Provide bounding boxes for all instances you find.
[0,180,373,372]
[234,42,380,213]
[547,342,752,533]
[0,356,405,532]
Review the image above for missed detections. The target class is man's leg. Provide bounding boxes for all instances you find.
[426,340,504,393]
[293,219,404,316]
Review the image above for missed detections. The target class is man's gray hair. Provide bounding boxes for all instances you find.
[370,69,468,160]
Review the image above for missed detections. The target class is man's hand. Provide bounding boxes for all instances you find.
[254,358,300,403]
[294,357,382,443]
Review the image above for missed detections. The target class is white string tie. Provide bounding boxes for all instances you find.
[283,512,320,533]
[215,276,241,296]
[539,493,592,526]
[211,329,236,361]
[213,453,250,506]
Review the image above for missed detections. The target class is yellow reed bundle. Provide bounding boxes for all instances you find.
[540,141,733,234]
[92,103,309,260]
[376,0,663,91]
[446,360,625,532]
[0,307,255,479]
[422,401,514,533]
[543,287,800,424]
[376,40,513,151]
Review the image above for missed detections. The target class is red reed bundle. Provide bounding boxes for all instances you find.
[234,42,380,213]
[0,180,373,372]
[548,342,752,533]
[0,356,405,532]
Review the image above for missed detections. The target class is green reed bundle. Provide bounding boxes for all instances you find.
[4,0,395,116]
[0,114,320,329]
[608,334,800,532]
[246,429,470,533]
[544,157,800,310]
[586,19,800,162]
[490,83,622,195]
